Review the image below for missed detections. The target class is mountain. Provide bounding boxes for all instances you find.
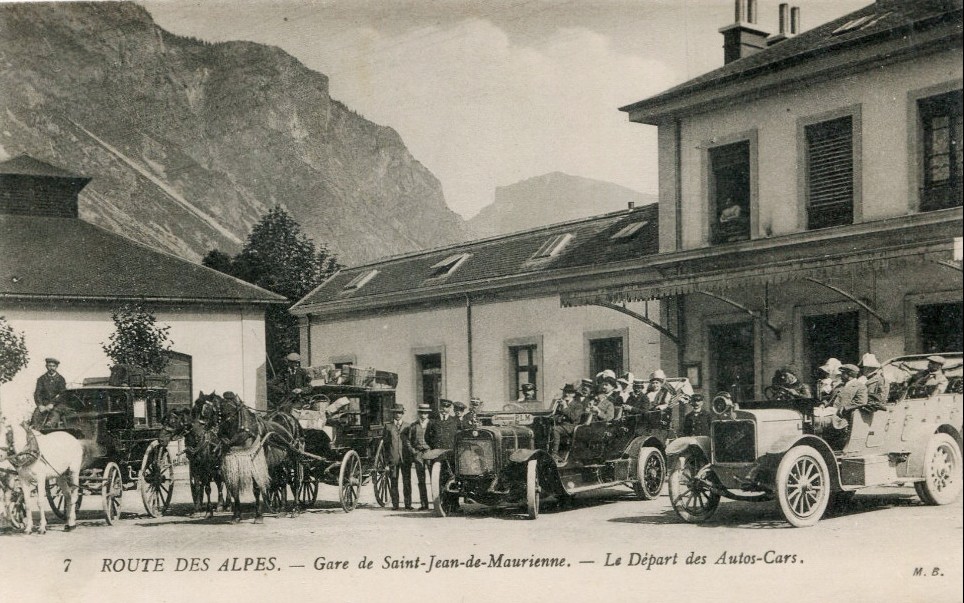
[466,172,657,238]
[0,1,467,266]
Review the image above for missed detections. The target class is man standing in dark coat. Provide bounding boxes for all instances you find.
[32,357,66,427]
[407,404,433,510]
[427,399,459,450]
[382,404,412,510]
[682,395,712,437]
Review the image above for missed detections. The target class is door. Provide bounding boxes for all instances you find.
[416,353,443,414]
[917,302,963,353]
[709,322,755,403]
[803,311,859,380]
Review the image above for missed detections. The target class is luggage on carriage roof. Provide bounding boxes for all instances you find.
[107,364,169,388]
[304,364,398,389]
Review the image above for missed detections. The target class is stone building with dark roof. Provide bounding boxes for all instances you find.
[562,0,962,399]
[292,204,668,412]
[0,155,285,417]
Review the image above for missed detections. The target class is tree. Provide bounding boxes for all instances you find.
[102,304,173,373]
[0,316,29,386]
[202,207,341,375]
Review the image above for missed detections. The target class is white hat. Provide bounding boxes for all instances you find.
[819,358,841,374]
[860,353,881,369]
[649,369,666,381]
[617,372,634,386]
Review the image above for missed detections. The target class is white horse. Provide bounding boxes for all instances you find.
[0,423,83,534]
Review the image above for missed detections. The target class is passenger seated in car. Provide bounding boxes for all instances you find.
[771,367,813,399]
[859,353,890,406]
[584,378,617,423]
[815,358,841,404]
[550,384,582,461]
[829,364,868,430]
[909,355,949,396]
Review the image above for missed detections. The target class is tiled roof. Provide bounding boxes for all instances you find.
[0,214,286,304]
[0,155,88,180]
[293,204,659,309]
[621,0,962,115]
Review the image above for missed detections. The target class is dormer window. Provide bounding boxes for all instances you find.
[342,269,378,291]
[428,253,470,279]
[531,233,573,259]
[610,221,649,241]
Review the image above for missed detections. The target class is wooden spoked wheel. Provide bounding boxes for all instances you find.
[102,462,123,525]
[633,447,666,501]
[45,478,83,520]
[668,451,720,523]
[372,441,390,508]
[139,442,174,518]
[338,450,362,512]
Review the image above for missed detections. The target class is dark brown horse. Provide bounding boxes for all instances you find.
[164,398,226,518]
[216,394,303,523]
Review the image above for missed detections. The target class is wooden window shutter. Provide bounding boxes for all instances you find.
[806,116,854,229]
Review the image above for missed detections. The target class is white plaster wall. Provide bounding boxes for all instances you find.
[0,305,268,421]
[307,296,664,414]
[665,49,962,249]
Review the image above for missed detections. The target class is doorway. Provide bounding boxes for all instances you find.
[803,311,860,379]
[917,302,963,353]
[415,353,443,413]
[709,322,755,403]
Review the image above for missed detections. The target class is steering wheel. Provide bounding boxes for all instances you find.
[763,385,797,402]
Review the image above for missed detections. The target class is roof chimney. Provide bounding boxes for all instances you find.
[627,201,635,210]
[767,3,797,46]
[719,0,770,64]
[790,6,801,35]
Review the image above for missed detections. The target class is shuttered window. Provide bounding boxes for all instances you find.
[806,116,854,230]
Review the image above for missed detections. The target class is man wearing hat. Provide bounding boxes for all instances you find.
[910,356,949,396]
[585,378,616,423]
[32,357,67,427]
[645,369,667,407]
[406,404,433,510]
[453,400,468,429]
[617,372,634,404]
[463,397,483,428]
[682,394,712,437]
[427,399,459,451]
[382,404,412,510]
[827,364,868,437]
[576,379,594,405]
[626,378,651,413]
[859,353,890,405]
[816,358,842,404]
[517,382,538,403]
[550,384,583,461]
[269,352,311,406]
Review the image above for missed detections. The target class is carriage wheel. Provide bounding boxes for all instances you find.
[45,478,83,520]
[102,463,123,525]
[139,442,174,518]
[7,488,27,531]
[265,465,291,514]
[372,441,390,507]
[298,473,319,507]
[338,450,362,512]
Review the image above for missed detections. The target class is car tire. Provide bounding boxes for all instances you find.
[776,445,830,528]
[633,447,665,500]
[525,459,540,520]
[430,462,447,518]
[668,450,720,523]
[914,433,962,506]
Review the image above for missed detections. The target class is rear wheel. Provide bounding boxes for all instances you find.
[338,450,361,512]
[633,447,665,500]
[298,473,319,507]
[668,450,720,523]
[372,441,390,507]
[915,433,962,505]
[102,463,123,525]
[525,459,540,519]
[776,446,830,527]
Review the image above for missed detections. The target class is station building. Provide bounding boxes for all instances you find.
[0,155,284,418]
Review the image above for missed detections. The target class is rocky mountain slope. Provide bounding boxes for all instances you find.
[0,1,467,266]
[467,172,657,238]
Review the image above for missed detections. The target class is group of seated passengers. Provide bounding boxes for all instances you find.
[547,368,671,461]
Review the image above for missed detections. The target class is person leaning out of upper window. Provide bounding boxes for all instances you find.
[858,353,890,405]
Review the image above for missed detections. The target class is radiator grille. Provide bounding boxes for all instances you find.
[457,438,496,476]
[712,421,756,463]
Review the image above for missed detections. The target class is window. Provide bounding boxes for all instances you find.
[709,141,751,244]
[917,302,963,354]
[342,269,378,291]
[806,116,854,229]
[919,90,963,212]
[610,221,649,241]
[589,337,624,378]
[509,344,538,400]
[531,233,573,259]
[428,253,470,279]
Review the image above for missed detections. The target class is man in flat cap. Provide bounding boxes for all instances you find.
[910,355,949,396]
[452,400,468,429]
[269,352,311,407]
[31,357,66,428]
[682,394,712,437]
[626,378,651,413]
[576,379,594,405]
[383,404,412,510]
[517,382,538,403]
[406,404,433,510]
[550,384,582,462]
[827,364,868,438]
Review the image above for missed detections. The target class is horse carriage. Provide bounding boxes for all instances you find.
[280,368,399,513]
[34,369,175,525]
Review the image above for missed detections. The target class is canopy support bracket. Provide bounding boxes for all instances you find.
[803,277,890,332]
[586,301,679,345]
[695,290,782,340]
[931,259,963,273]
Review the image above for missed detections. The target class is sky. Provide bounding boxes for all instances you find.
[140,0,870,219]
